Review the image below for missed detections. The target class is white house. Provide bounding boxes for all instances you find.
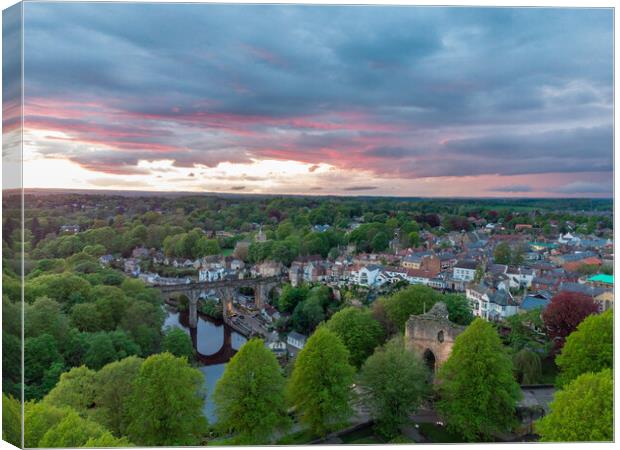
[352,265,383,287]
[453,260,478,282]
[558,233,581,246]
[199,266,226,282]
[405,268,436,286]
[466,282,518,321]
[506,266,536,289]
[287,331,307,350]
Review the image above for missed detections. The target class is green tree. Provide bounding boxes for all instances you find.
[2,393,21,447]
[44,366,97,414]
[291,294,325,334]
[25,296,69,343]
[24,401,70,447]
[376,285,439,333]
[555,309,613,387]
[83,433,132,447]
[536,369,613,442]
[70,303,104,332]
[371,232,390,252]
[214,339,289,443]
[359,338,429,439]
[38,409,125,448]
[326,307,384,368]
[93,356,143,436]
[436,319,521,441]
[126,353,207,445]
[512,348,542,384]
[3,331,21,397]
[278,284,309,313]
[84,332,118,370]
[408,231,420,248]
[443,293,474,326]
[163,328,194,360]
[493,242,512,265]
[287,327,355,436]
[24,334,64,400]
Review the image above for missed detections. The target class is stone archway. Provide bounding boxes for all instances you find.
[423,348,436,373]
[405,302,465,373]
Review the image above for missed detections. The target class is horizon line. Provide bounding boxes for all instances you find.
[3,187,613,201]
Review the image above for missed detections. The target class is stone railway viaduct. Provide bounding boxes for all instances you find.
[155,276,282,328]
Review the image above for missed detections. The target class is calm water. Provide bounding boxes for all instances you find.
[163,306,247,421]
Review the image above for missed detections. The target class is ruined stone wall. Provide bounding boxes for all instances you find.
[405,302,466,372]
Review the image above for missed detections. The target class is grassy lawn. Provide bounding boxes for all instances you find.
[221,248,234,256]
[418,423,465,443]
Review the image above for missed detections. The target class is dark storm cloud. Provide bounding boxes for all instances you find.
[443,125,612,160]
[364,147,418,159]
[343,186,379,191]
[21,3,613,187]
[550,181,612,195]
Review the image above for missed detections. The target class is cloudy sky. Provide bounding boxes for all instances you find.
[13,3,614,196]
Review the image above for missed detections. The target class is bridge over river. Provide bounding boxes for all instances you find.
[155,275,283,329]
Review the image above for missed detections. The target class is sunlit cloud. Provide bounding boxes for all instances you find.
[14,3,613,197]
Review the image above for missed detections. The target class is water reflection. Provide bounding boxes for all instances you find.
[162,305,247,421]
[200,364,226,422]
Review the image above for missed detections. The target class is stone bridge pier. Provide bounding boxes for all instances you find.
[157,276,283,329]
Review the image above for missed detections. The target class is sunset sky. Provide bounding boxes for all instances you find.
[7,3,614,197]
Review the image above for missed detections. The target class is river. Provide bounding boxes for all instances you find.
[163,306,247,422]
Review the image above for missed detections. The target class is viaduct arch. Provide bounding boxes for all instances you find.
[156,276,281,328]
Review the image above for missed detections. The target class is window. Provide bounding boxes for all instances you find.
[437,330,444,343]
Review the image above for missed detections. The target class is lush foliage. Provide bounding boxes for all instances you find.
[359,338,429,438]
[373,285,440,333]
[163,327,194,360]
[326,307,385,368]
[290,285,337,335]
[512,348,542,385]
[555,309,613,387]
[443,293,475,326]
[2,393,21,447]
[24,400,129,448]
[126,353,208,445]
[436,319,522,441]
[542,292,599,352]
[163,228,221,259]
[214,339,289,443]
[287,327,355,436]
[92,356,144,436]
[373,287,471,336]
[536,369,613,442]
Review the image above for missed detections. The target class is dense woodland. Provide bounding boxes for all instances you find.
[2,192,613,446]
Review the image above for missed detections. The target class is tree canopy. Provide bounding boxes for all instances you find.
[163,328,194,361]
[126,353,208,446]
[359,338,429,438]
[326,307,385,368]
[287,327,355,436]
[93,356,144,436]
[536,369,613,442]
[213,339,289,444]
[542,292,599,352]
[436,319,522,441]
[373,285,440,333]
[555,309,612,387]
